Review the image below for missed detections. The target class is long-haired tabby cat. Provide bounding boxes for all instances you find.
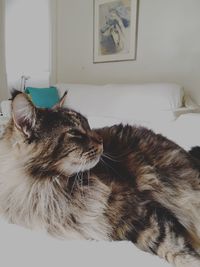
[0,91,200,267]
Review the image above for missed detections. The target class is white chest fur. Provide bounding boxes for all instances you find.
[0,142,112,241]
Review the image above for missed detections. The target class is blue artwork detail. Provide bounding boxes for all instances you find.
[99,1,131,55]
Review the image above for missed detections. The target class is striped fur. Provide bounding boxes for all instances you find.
[0,92,200,266]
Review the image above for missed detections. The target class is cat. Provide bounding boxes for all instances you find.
[189,147,200,166]
[0,91,200,267]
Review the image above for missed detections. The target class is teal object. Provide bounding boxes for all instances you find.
[25,87,60,108]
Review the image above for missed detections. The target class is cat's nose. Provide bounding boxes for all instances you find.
[89,132,103,145]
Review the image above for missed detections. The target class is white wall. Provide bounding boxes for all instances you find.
[56,0,200,103]
[0,0,9,101]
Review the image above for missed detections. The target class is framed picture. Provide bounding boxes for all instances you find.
[93,0,138,63]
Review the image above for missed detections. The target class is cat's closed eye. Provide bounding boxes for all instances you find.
[67,129,86,139]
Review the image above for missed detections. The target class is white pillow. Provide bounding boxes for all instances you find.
[56,83,183,122]
[106,83,184,110]
[0,83,184,124]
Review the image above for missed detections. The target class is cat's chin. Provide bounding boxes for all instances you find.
[60,156,101,176]
[71,156,101,174]
[81,156,101,172]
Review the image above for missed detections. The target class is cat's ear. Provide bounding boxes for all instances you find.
[12,93,36,137]
[53,91,68,109]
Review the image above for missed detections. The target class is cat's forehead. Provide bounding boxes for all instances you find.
[63,108,89,128]
[38,108,88,129]
[65,109,86,126]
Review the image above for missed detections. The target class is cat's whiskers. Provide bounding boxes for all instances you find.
[52,168,69,195]
[100,157,123,179]
[70,173,78,196]
[79,172,85,201]
[70,156,85,197]
[103,150,133,160]
[87,170,90,189]
[77,159,88,204]
[102,153,120,162]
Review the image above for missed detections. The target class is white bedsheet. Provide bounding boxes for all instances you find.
[0,218,170,267]
[0,113,199,267]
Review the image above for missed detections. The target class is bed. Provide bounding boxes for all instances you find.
[56,83,200,151]
[0,83,200,267]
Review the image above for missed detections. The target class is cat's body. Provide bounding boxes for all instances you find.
[0,92,200,266]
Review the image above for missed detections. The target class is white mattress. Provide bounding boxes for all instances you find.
[0,113,200,267]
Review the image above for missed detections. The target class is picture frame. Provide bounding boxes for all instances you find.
[93,0,138,63]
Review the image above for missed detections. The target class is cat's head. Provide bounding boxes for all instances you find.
[10,91,103,177]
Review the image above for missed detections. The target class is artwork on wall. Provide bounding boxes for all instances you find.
[93,0,138,63]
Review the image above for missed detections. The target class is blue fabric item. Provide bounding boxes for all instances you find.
[25,87,60,108]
